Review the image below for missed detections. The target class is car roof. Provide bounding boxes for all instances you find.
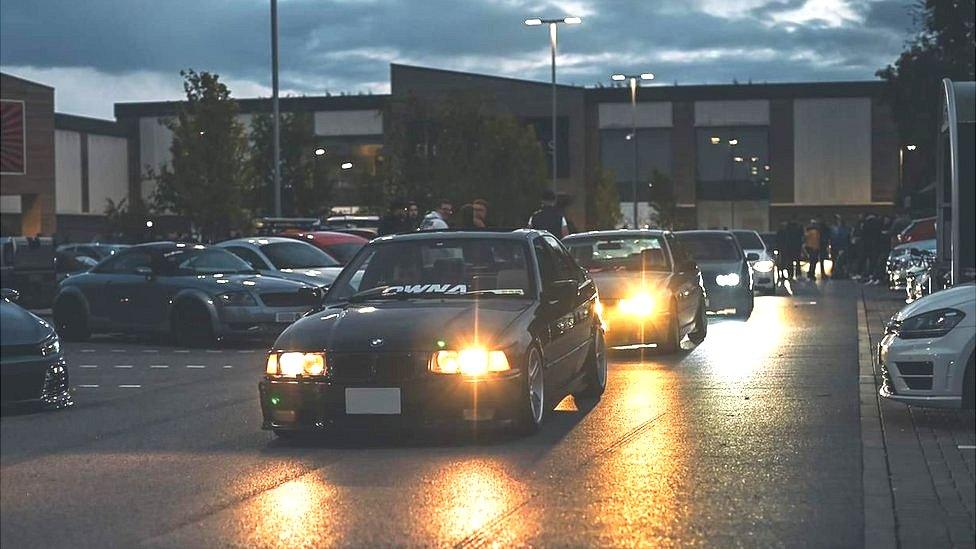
[218,236,300,247]
[373,228,543,243]
[285,231,369,242]
[675,230,736,237]
[129,241,209,252]
[564,229,669,240]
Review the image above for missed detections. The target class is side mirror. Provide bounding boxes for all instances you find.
[746,252,760,261]
[1,288,20,302]
[135,266,154,277]
[546,279,578,303]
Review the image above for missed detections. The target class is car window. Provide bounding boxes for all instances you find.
[97,251,152,274]
[565,235,670,272]
[543,235,580,281]
[731,230,765,250]
[326,238,533,302]
[323,242,365,264]
[261,241,339,269]
[676,233,742,261]
[225,246,269,270]
[533,238,557,290]
[160,249,254,275]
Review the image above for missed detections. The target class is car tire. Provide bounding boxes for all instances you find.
[172,300,215,348]
[575,329,607,398]
[688,301,707,345]
[514,344,545,435]
[657,300,682,354]
[735,294,754,320]
[53,297,90,341]
[964,354,975,410]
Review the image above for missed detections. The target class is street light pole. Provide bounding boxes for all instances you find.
[611,72,655,228]
[524,16,581,195]
[271,0,282,217]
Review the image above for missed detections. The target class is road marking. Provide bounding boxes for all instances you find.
[186,364,206,369]
[79,364,98,369]
[237,350,255,353]
[205,350,223,353]
[81,349,96,353]
[959,445,976,450]
[142,349,159,353]
[111,349,126,353]
[175,350,190,354]
[77,384,100,388]
[114,364,134,369]
[118,384,142,388]
[149,364,169,369]
[222,365,233,369]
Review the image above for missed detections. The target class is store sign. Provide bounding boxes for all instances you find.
[1,100,26,175]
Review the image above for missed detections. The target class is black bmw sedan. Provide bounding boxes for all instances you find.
[260,229,607,437]
[675,230,754,319]
[1,288,71,408]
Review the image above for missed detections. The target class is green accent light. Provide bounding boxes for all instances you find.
[436,340,446,348]
[270,395,281,406]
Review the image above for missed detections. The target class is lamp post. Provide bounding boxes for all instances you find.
[899,144,917,208]
[270,0,282,217]
[610,72,655,228]
[524,16,581,194]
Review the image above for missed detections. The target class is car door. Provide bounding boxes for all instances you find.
[100,250,158,329]
[665,234,702,330]
[533,237,576,387]
[542,235,594,380]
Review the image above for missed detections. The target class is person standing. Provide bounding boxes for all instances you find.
[787,216,804,279]
[420,199,453,230]
[803,219,821,280]
[528,189,569,238]
[377,201,408,236]
[775,221,794,280]
[831,215,851,279]
[816,216,831,280]
[861,213,882,284]
[472,198,489,228]
[406,201,421,230]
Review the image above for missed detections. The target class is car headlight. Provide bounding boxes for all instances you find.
[217,291,257,307]
[895,308,965,339]
[430,349,511,376]
[40,334,61,356]
[266,352,327,377]
[715,273,741,287]
[753,260,775,273]
[617,292,656,317]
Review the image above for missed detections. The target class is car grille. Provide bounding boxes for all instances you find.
[260,289,319,308]
[328,352,426,384]
[896,361,933,391]
[1,368,46,402]
[0,343,41,359]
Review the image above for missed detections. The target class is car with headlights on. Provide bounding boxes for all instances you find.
[217,237,343,289]
[1,288,71,409]
[563,230,706,352]
[260,229,607,437]
[732,230,776,294]
[879,283,975,409]
[52,242,321,347]
[675,230,754,319]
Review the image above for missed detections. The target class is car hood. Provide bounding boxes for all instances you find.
[588,271,672,299]
[895,283,976,321]
[0,301,53,346]
[274,267,343,288]
[695,260,745,277]
[274,299,533,352]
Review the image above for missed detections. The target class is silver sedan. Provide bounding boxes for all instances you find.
[217,237,343,289]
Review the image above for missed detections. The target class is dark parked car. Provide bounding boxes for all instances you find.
[260,229,607,437]
[53,242,321,346]
[0,236,57,309]
[280,230,368,265]
[217,237,343,288]
[56,243,129,260]
[563,230,706,352]
[675,230,754,319]
[1,288,71,408]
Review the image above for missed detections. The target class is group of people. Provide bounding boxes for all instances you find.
[377,189,572,237]
[775,212,911,283]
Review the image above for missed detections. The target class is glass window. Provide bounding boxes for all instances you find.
[261,242,339,269]
[565,235,670,272]
[731,230,765,250]
[675,233,742,261]
[696,127,770,201]
[543,235,580,281]
[323,242,365,264]
[326,238,533,302]
[600,128,672,202]
[534,238,557,289]
[97,251,152,274]
[160,249,254,275]
[225,246,269,270]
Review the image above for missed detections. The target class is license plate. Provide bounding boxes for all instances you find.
[345,388,401,415]
[275,312,300,323]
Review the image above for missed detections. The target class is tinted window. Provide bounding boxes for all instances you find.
[160,249,253,275]
[225,246,269,270]
[731,231,764,250]
[565,235,670,272]
[534,238,557,290]
[324,242,365,264]
[543,235,580,281]
[261,242,339,269]
[98,251,152,274]
[676,233,742,261]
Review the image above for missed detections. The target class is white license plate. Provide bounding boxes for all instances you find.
[275,312,300,323]
[345,388,401,415]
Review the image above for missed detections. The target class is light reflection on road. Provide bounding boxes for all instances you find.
[246,475,338,547]
[701,297,788,382]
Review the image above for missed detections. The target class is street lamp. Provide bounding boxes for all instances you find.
[899,144,917,207]
[270,0,282,217]
[524,15,582,193]
[609,72,655,228]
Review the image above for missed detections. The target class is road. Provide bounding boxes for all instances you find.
[1,281,862,547]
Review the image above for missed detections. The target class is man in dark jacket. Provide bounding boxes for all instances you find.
[528,189,569,237]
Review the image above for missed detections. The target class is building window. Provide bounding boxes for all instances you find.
[696,127,769,201]
[600,128,671,202]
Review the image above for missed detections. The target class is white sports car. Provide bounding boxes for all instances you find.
[731,230,776,294]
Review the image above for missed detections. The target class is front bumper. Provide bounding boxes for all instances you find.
[703,285,751,313]
[259,370,525,432]
[216,306,311,339]
[0,356,72,408]
[877,329,971,409]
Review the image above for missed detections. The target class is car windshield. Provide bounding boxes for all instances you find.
[326,238,533,302]
[732,231,764,250]
[565,236,670,272]
[324,242,365,264]
[261,241,339,269]
[676,233,742,261]
[161,248,254,275]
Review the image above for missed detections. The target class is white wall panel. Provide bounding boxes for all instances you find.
[695,100,769,126]
[88,135,129,215]
[0,195,22,214]
[55,130,83,214]
[314,110,383,136]
[139,117,173,201]
[598,102,673,128]
[793,98,872,205]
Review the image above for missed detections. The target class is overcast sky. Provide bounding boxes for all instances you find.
[1,0,918,119]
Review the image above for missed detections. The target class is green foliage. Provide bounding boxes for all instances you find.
[151,70,254,241]
[588,168,623,230]
[103,198,150,242]
[647,169,677,229]
[385,94,548,226]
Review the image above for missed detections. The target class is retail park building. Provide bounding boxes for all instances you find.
[1,64,907,239]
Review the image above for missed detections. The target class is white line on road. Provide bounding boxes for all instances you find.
[186,364,206,369]
[81,349,96,353]
[118,384,142,388]
[205,350,223,353]
[959,445,976,450]
[149,364,169,369]
[79,365,98,369]
[114,365,134,369]
[237,350,255,353]
[222,365,233,369]
[111,349,126,353]
[175,350,190,354]
[77,384,100,388]
[142,349,159,353]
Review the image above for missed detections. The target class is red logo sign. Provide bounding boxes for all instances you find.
[1,100,26,174]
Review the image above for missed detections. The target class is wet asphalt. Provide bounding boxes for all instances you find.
[0,280,862,547]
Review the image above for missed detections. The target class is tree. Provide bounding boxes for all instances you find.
[877,0,975,191]
[588,168,623,229]
[103,198,151,243]
[647,169,678,229]
[152,70,254,241]
[249,111,335,217]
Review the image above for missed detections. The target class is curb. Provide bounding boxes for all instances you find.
[859,292,899,548]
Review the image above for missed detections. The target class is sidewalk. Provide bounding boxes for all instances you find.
[860,284,976,548]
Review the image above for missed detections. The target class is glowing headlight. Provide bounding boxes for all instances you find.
[40,334,61,356]
[617,293,656,317]
[431,349,511,376]
[752,260,775,273]
[266,352,326,377]
[715,273,741,287]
